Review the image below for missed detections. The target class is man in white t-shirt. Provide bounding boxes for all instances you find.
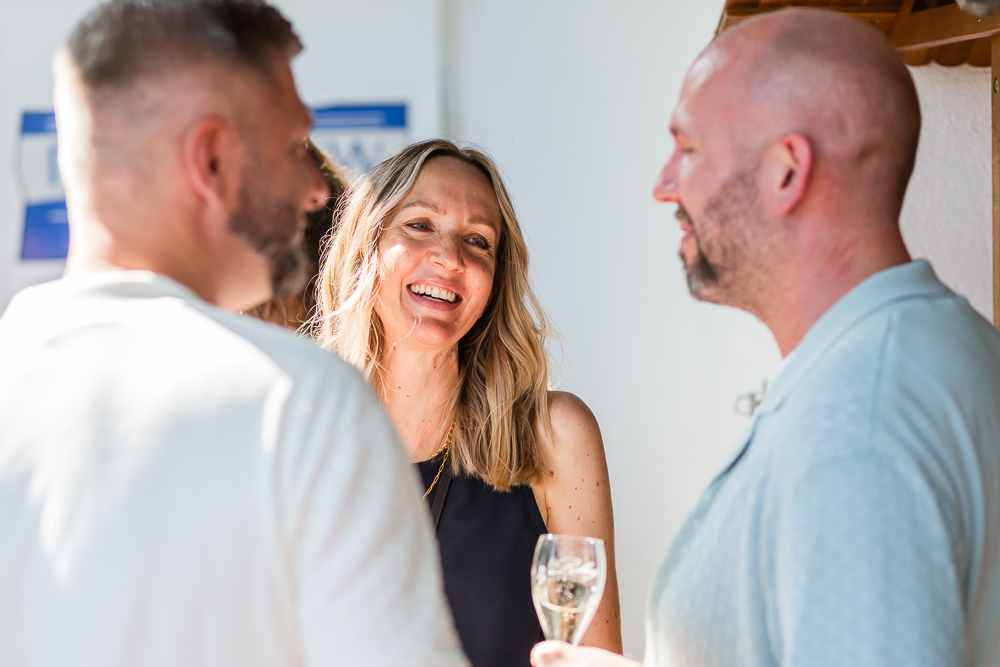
[0,2,467,666]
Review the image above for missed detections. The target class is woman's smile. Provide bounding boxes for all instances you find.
[408,282,461,304]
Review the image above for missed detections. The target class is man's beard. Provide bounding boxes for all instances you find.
[678,205,719,297]
[678,162,761,304]
[227,168,310,300]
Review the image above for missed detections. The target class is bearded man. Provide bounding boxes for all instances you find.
[534,8,1000,667]
[0,2,466,666]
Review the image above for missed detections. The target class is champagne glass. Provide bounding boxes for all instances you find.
[531,534,607,645]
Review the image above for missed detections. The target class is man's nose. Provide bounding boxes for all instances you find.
[653,158,680,203]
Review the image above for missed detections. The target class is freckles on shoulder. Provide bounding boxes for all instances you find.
[538,393,616,551]
[542,391,609,489]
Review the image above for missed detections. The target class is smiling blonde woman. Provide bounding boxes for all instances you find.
[309,139,621,666]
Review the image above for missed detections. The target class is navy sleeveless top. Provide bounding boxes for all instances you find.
[418,454,547,667]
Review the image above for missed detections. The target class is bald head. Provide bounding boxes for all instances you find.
[655,8,917,348]
[700,8,921,209]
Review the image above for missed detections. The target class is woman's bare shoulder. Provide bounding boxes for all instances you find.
[546,390,602,450]
[540,390,607,482]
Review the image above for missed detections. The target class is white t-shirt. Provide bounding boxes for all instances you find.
[0,271,468,667]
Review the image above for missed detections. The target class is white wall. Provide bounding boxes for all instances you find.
[279,0,442,140]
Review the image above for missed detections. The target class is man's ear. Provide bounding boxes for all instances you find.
[761,132,813,216]
[180,115,242,216]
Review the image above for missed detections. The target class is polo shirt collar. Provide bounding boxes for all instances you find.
[710,259,947,481]
[757,259,947,416]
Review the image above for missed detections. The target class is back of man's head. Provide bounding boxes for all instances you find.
[58,0,302,179]
[55,0,323,310]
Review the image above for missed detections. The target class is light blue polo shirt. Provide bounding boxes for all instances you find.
[647,260,1000,667]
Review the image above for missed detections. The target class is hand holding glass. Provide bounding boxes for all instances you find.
[531,534,607,646]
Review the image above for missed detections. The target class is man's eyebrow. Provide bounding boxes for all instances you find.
[400,200,445,215]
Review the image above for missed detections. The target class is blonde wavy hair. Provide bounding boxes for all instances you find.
[309,139,551,490]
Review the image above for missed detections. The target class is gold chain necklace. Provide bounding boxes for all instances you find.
[423,419,456,500]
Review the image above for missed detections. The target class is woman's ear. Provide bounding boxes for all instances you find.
[180,115,243,217]
[760,132,813,216]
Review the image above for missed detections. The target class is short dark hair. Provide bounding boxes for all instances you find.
[66,0,302,92]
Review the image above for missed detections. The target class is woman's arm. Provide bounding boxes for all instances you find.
[533,391,623,654]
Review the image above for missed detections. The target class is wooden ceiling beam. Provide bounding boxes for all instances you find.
[717,2,1000,54]
[890,4,1000,50]
[717,6,898,35]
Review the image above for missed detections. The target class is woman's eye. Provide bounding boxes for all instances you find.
[467,236,492,250]
[406,221,430,231]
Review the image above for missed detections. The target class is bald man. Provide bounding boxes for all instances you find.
[534,8,1000,667]
[0,2,466,666]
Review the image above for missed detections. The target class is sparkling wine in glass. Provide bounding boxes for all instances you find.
[531,533,607,646]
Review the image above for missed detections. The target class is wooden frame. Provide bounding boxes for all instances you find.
[993,36,1000,324]
[717,6,898,33]
[891,5,1000,51]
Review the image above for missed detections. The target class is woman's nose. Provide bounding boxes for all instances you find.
[430,235,463,270]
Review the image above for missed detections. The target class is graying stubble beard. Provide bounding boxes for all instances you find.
[679,162,763,308]
[678,209,719,300]
[227,168,310,300]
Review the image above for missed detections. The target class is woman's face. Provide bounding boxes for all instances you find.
[375,156,501,352]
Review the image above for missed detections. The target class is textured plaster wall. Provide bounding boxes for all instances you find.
[904,65,993,321]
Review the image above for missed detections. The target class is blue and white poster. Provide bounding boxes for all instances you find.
[12,103,407,263]
[17,111,67,260]
[309,103,407,173]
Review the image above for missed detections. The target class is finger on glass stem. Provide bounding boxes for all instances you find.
[531,640,573,666]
